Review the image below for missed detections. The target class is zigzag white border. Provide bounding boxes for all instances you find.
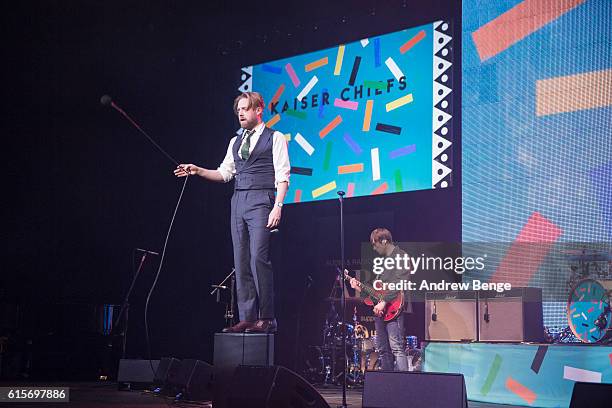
[238,66,253,93]
[432,21,453,188]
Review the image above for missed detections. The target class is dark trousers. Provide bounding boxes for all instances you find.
[230,189,275,322]
[374,313,410,371]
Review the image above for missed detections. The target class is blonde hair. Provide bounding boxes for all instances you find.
[370,228,393,244]
[233,92,265,115]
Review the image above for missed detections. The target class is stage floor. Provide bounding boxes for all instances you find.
[0,381,524,408]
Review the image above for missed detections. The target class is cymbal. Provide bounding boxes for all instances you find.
[560,249,612,261]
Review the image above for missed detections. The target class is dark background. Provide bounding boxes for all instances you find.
[3,0,461,379]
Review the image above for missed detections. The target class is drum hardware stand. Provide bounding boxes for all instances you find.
[211,268,236,328]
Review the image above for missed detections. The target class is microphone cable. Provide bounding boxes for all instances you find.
[101,94,190,378]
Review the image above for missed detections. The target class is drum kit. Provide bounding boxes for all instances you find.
[303,300,421,387]
[562,247,612,344]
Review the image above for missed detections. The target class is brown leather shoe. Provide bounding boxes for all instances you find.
[245,319,277,333]
[222,321,255,333]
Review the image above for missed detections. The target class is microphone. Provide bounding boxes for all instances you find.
[484,299,490,323]
[432,300,437,321]
[100,94,113,106]
[136,248,160,256]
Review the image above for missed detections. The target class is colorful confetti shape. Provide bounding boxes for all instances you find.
[343,132,363,155]
[363,100,374,131]
[371,148,380,181]
[375,123,402,135]
[471,0,585,62]
[333,98,359,110]
[305,57,329,72]
[334,45,345,76]
[285,62,300,87]
[536,69,612,116]
[312,181,337,198]
[390,144,416,159]
[400,30,426,54]
[481,354,502,396]
[505,377,537,405]
[294,133,315,156]
[319,115,342,138]
[371,182,388,195]
[348,56,362,86]
[338,163,364,174]
[386,93,414,112]
[266,114,281,128]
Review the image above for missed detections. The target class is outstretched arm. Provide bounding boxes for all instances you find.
[174,164,225,182]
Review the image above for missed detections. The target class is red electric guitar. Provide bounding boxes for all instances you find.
[343,269,404,322]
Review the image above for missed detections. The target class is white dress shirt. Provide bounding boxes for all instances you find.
[217,122,290,187]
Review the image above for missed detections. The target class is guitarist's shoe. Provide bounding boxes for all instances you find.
[222,321,255,333]
[245,319,277,333]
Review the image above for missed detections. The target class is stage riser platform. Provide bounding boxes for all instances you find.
[423,342,612,408]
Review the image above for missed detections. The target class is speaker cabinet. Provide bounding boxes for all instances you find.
[478,287,544,342]
[425,291,477,341]
[170,359,213,401]
[117,359,159,390]
[226,365,331,408]
[363,371,467,408]
[570,382,612,408]
[153,357,182,391]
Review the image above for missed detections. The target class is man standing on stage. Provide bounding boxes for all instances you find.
[350,228,412,371]
[174,92,290,333]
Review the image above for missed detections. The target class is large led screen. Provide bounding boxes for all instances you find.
[238,20,454,203]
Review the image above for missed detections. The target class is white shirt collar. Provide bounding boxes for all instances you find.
[246,122,265,136]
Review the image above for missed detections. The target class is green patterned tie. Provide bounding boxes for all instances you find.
[240,129,253,160]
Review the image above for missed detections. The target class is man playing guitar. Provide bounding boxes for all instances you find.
[349,228,412,371]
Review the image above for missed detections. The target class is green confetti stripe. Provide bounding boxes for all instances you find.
[481,354,502,396]
[285,110,307,120]
[394,169,403,192]
[364,80,386,90]
[323,142,333,171]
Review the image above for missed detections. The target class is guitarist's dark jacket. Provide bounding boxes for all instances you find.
[369,246,413,313]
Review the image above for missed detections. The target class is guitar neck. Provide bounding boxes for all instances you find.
[344,272,381,302]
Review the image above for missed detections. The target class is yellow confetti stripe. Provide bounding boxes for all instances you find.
[334,45,345,76]
[312,181,337,198]
[386,93,414,112]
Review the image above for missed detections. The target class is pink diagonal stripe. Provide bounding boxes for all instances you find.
[285,63,300,87]
[472,0,585,62]
[490,212,562,287]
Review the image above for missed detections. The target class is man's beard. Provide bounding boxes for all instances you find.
[243,118,258,130]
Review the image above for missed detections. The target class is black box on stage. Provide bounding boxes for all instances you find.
[153,357,182,388]
[425,291,477,341]
[226,365,331,408]
[117,359,159,390]
[477,287,544,342]
[170,358,213,401]
[213,333,274,408]
[363,370,467,408]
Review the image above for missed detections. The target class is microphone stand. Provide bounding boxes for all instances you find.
[337,190,347,408]
[112,250,152,359]
[211,268,236,328]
